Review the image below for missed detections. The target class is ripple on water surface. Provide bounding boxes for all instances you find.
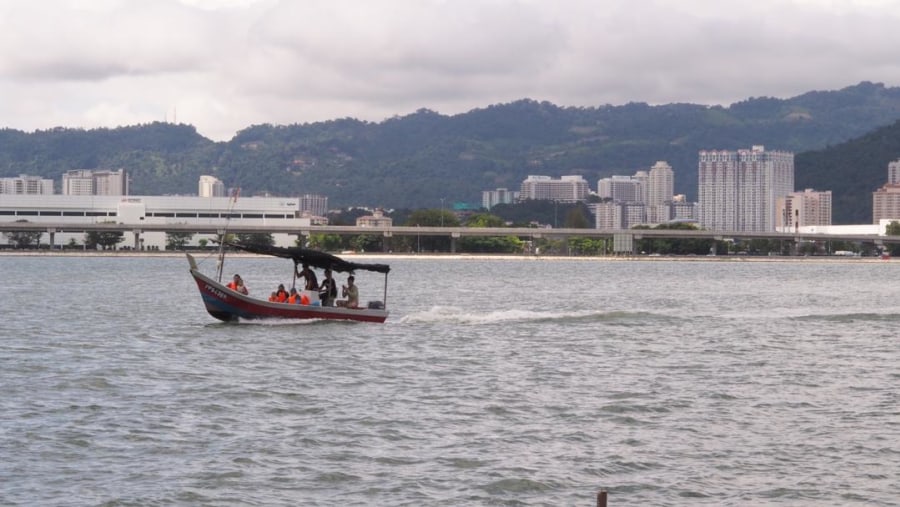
[1,256,899,505]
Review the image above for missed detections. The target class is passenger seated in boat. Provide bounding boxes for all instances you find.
[337,275,359,308]
[296,263,318,291]
[287,287,299,304]
[319,268,337,307]
[274,283,289,303]
[268,291,277,302]
[226,274,249,294]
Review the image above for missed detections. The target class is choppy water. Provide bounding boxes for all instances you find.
[1,254,898,506]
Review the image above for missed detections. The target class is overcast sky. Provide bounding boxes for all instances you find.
[1,0,898,141]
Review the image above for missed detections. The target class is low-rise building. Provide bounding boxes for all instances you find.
[519,175,589,203]
[0,194,310,249]
[356,209,392,227]
[62,169,129,196]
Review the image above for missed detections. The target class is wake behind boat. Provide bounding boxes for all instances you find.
[187,242,391,323]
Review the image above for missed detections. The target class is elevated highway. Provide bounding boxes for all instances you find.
[1,221,897,251]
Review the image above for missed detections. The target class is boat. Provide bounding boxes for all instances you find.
[187,241,391,323]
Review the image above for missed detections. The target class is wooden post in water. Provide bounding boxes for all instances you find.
[597,489,608,507]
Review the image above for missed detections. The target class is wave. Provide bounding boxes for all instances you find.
[207,317,338,327]
[398,306,669,325]
[793,312,900,323]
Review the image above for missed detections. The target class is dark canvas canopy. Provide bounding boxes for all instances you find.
[224,241,390,274]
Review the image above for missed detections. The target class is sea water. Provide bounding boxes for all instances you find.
[1,254,898,506]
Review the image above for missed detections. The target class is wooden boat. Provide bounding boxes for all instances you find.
[187,242,390,323]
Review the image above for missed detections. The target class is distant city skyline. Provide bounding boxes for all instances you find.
[7,154,900,230]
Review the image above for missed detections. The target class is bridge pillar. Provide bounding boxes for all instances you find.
[613,233,634,255]
[451,232,460,253]
[47,228,56,250]
[382,231,392,253]
[132,230,141,250]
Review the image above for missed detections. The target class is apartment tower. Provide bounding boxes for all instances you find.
[647,161,674,224]
[198,175,226,197]
[698,146,794,232]
[777,189,832,231]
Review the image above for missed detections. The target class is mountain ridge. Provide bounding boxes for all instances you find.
[2,81,900,224]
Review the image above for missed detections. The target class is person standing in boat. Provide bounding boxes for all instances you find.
[296,263,318,291]
[319,268,337,306]
[227,274,249,295]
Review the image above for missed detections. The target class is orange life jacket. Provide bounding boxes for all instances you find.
[288,294,298,304]
[300,294,310,305]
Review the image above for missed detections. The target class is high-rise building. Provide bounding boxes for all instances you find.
[647,161,674,206]
[871,159,900,223]
[888,159,900,185]
[671,195,697,222]
[698,145,794,232]
[590,201,622,229]
[873,185,900,223]
[482,188,518,210]
[298,194,328,217]
[519,175,589,203]
[597,162,677,225]
[597,175,643,203]
[0,174,54,195]
[62,169,129,196]
[198,175,226,197]
[61,170,93,195]
[777,189,832,231]
[632,170,649,204]
[647,161,674,224]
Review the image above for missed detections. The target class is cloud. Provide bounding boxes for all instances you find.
[0,1,221,81]
[0,0,899,141]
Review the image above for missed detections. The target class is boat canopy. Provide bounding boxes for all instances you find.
[224,241,391,274]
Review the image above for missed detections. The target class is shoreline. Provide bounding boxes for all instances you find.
[0,250,892,263]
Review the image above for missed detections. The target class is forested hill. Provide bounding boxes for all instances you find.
[796,119,900,224]
[2,81,900,220]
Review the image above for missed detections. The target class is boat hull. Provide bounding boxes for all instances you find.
[189,266,389,323]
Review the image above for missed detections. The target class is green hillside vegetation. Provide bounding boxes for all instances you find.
[2,82,900,224]
[796,119,900,224]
